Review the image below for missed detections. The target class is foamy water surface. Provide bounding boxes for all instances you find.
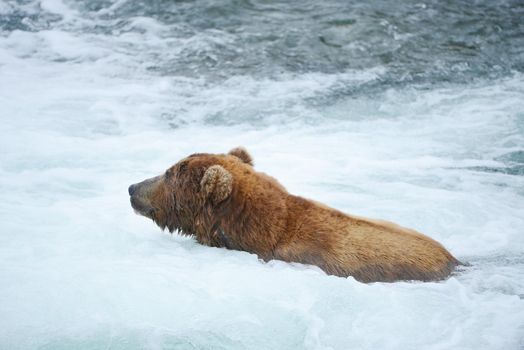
[1,0,524,349]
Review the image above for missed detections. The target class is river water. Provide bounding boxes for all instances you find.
[1,0,524,349]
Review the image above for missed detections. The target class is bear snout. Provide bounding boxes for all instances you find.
[128,175,162,198]
[128,175,164,218]
[128,184,138,196]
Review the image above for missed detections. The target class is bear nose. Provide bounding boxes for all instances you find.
[128,184,137,196]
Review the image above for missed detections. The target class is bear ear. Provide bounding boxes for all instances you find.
[200,165,233,203]
[228,147,254,166]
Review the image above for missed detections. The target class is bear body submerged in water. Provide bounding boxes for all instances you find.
[129,147,461,283]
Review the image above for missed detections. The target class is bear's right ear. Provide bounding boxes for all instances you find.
[228,147,254,166]
[200,165,233,204]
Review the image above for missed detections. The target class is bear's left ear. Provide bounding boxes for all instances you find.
[228,147,254,166]
[200,165,233,203]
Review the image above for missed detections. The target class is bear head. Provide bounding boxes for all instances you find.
[128,147,253,235]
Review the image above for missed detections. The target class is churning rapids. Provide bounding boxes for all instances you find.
[1,0,524,349]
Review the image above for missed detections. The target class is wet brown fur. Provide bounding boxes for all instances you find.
[130,148,461,283]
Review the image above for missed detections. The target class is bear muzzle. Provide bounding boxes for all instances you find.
[128,175,163,218]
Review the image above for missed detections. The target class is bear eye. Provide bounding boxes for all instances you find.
[177,162,188,175]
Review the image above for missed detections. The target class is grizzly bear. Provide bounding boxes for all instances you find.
[128,147,461,283]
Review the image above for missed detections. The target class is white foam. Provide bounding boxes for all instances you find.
[0,2,13,15]
[40,0,78,21]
